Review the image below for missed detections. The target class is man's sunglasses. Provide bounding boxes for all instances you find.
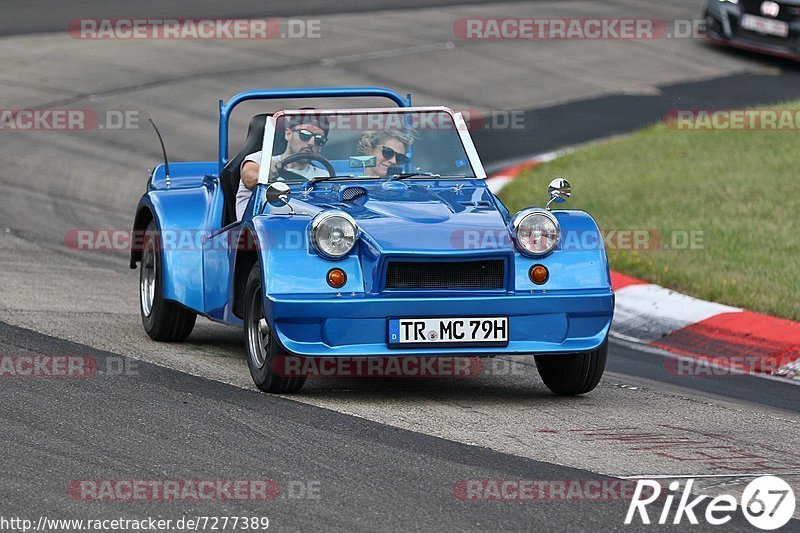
[380,145,408,164]
[294,128,327,146]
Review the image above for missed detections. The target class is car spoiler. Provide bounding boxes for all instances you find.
[218,87,412,174]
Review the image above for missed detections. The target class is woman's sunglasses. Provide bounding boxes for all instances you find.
[380,145,408,164]
[294,128,327,146]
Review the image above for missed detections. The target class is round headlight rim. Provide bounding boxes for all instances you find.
[310,210,360,260]
[511,208,561,258]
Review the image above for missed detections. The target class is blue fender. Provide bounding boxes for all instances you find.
[248,215,365,297]
[511,209,613,292]
[131,162,216,313]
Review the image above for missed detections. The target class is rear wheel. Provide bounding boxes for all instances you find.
[139,221,196,341]
[244,263,306,393]
[534,338,607,396]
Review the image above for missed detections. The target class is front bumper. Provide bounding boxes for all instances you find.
[706,3,800,60]
[265,290,614,357]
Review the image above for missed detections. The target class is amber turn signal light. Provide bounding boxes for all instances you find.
[327,268,347,288]
[529,264,549,285]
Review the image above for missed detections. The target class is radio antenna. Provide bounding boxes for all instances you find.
[148,118,171,188]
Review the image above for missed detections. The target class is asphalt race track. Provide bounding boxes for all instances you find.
[4,321,756,532]
[1,0,799,531]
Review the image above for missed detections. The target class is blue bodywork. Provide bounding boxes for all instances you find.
[131,87,613,357]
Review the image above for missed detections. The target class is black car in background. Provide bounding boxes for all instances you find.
[706,0,800,60]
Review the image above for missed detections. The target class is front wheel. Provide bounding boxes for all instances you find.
[139,221,196,341]
[243,263,306,393]
[534,338,608,396]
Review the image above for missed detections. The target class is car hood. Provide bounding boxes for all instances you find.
[285,180,514,253]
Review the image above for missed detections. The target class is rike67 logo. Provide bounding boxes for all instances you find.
[626,476,795,530]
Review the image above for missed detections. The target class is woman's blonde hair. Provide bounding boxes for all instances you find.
[356,129,416,156]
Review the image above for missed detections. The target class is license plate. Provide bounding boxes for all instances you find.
[741,14,789,37]
[388,317,509,346]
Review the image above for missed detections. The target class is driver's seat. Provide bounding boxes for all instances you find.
[220,113,273,226]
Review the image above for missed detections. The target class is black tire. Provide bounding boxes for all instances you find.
[139,221,196,342]
[534,338,608,396]
[243,263,306,393]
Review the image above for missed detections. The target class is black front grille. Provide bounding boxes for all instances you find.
[385,260,505,290]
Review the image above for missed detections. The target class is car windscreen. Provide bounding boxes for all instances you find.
[265,110,477,182]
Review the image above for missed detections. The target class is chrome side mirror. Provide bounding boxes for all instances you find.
[266,182,291,206]
[264,182,294,215]
[546,178,571,210]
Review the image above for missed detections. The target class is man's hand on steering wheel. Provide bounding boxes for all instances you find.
[275,153,336,183]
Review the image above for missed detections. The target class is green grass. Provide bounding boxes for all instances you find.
[499,101,800,321]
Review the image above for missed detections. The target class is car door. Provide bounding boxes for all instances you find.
[202,176,238,321]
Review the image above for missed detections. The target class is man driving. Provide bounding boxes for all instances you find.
[236,114,330,220]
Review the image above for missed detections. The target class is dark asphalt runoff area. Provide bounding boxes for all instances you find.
[479,67,800,168]
[607,341,800,415]
[1,321,761,533]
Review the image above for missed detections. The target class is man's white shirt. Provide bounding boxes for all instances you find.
[235,151,328,220]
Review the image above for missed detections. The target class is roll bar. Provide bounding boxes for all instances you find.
[218,87,411,173]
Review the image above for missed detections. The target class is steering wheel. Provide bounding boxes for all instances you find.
[277,152,336,182]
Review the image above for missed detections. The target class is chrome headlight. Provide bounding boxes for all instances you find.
[311,211,359,260]
[512,208,560,257]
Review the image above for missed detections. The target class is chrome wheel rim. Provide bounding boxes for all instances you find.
[246,288,269,369]
[140,236,156,318]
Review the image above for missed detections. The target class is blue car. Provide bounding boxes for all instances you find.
[130,87,614,395]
